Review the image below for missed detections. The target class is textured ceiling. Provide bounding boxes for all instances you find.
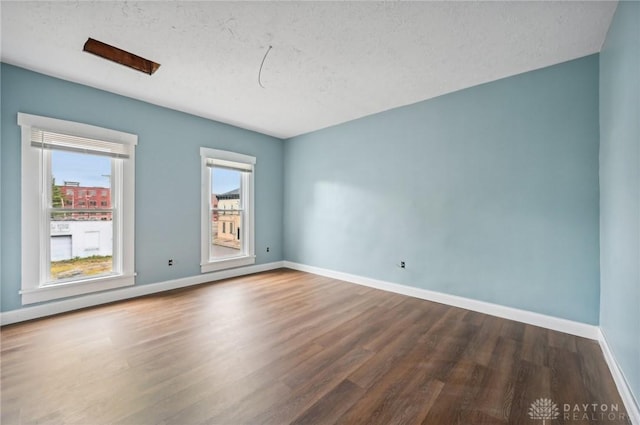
[1,1,617,139]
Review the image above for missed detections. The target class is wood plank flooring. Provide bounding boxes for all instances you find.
[0,269,630,424]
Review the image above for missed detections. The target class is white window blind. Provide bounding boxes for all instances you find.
[205,157,253,172]
[30,128,131,158]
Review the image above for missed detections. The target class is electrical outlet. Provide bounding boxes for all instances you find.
[266,247,270,252]
[168,259,174,266]
[400,261,405,269]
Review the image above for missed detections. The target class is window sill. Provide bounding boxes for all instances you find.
[201,255,255,273]
[20,274,135,305]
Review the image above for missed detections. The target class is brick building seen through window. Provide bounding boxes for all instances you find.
[54,181,112,221]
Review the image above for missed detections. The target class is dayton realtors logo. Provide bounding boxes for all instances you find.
[528,398,560,424]
[529,398,627,423]
[563,403,627,421]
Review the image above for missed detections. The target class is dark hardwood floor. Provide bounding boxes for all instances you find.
[0,269,630,424]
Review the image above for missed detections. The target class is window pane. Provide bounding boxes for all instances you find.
[211,210,242,259]
[50,150,113,282]
[211,167,242,259]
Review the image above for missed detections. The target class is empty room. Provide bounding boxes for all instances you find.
[1,1,638,424]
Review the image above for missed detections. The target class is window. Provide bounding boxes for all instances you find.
[200,147,255,273]
[19,113,136,304]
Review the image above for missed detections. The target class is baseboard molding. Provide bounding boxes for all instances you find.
[283,261,600,340]
[598,329,640,425]
[0,261,284,326]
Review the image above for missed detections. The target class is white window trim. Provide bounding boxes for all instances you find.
[200,147,255,273]
[18,113,137,304]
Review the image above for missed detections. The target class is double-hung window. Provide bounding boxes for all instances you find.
[18,113,136,304]
[200,147,255,273]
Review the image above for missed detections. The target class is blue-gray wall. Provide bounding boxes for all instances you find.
[0,63,284,312]
[599,0,640,407]
[284,55,601,324]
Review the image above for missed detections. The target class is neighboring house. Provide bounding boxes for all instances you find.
[55,181,112,221]
[214,189,240,250]
[50,221,113,261]
[49,182,114,263]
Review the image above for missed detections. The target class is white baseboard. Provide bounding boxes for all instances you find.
[0,261,284,326]
[282,261,600,340]
[598,329,640,425]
